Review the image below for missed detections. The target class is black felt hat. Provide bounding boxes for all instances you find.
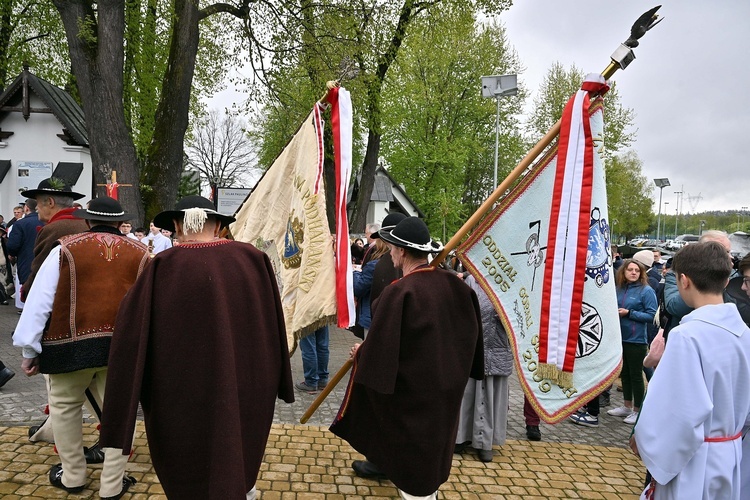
[153,195,235,233]
[378,217,443,253]
[21,177,85,200]
[73,196,133,221]
[371,212,407,240]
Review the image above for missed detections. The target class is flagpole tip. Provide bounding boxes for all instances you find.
[625,5,663,48]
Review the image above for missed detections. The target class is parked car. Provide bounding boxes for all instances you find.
[672,234,699,249]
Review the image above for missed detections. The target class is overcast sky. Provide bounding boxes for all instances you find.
[501,1,750,215]
[208,1,748,215]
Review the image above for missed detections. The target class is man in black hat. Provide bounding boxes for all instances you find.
[20,177,87,299]
[100,195,294,499]
[13,196,148,498]
[330,216,484,499]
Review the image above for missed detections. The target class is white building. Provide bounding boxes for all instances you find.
[0,67,91,219]
[348,166,424,227]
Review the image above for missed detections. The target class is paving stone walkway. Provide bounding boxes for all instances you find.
[0,302,644,498]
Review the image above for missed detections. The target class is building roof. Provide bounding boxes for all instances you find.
[347,166,425,218]
[0,68,88,146]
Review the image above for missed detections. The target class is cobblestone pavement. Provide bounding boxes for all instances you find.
[0,302,644,498]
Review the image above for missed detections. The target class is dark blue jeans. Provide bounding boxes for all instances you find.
[299,326,330,387]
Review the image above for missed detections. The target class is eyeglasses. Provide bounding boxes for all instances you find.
[743,277,750,286]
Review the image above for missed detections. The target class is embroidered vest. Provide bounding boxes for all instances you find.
[40,232,149,374]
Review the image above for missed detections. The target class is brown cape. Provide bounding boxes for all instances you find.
[330,266,483,495]
[100,240,294,499]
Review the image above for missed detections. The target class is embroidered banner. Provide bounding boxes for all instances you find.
[232,92,353,351]
[457,79,621,423]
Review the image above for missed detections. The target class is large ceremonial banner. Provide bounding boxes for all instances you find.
[458,79,622,423]
[232,88,355,351]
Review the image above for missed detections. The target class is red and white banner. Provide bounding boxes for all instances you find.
[231,88,355,350]
[458,75,621,423]
[326,87,356,329]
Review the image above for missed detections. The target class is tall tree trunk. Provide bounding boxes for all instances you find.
[53,0,144,224]
[350,128,380,232]
[348,0,416,232]
[0,2,11,91]
[141,0,200,221]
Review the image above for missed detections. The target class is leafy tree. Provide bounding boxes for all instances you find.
[51,0,260,224]
[248,0,512,231]
[381,6,526,237]
[178,166,201,198]
[185,109,258,196]
[0,0,69,91]
[528,62,636,160]
[605,151,653,240]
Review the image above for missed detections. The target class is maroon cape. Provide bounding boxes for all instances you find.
[330,266,483,495]
[100,240,294,499]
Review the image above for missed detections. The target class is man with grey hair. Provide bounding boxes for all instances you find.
[662,229,734,339]
[20,178,87,300]
[362,223,381,261]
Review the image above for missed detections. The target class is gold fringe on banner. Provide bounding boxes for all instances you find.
[536,363,560,383]
[535,363,575,390]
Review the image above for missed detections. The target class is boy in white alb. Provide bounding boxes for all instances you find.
[631,241,750,500]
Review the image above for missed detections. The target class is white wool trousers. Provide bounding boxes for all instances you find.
[399,490,438,499]
[48,366,129,497]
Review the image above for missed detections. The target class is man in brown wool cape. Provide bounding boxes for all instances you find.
[100,196,295,499]
[330,217,484,499]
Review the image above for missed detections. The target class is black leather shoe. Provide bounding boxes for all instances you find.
[526,425,542,441]
[0,367,15,388]
[49,464,85,493]
[352,460,387,480]
[28,425,40,439]
[84,442,105,464]
[478,449,494,462]
[454,441,470,454]
[102,475,137,500]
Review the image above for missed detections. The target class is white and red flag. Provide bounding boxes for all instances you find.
[457,75,622,423]
[231,87,355,351]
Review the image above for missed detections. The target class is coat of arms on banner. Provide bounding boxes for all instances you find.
[458,97,622,423]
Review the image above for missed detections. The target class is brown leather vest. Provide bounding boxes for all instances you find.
[40,231,149,374]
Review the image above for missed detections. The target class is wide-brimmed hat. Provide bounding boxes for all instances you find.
[153,195,235,233]
[21,177,85,200]
[73,196,133,221]
[378,217,443,253]
[371,212,407,239]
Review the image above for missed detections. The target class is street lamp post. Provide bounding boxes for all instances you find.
[663,202,669,238]
[654,178,671,242]
[743,206,749,231]
[481,74,518,189]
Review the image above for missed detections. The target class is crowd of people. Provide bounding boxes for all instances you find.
[3,177,750,498]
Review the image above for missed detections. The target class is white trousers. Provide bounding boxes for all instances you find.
[399,490,438,499]
[48,366,129,497]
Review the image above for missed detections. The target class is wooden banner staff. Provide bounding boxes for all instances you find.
[300,6,663,425]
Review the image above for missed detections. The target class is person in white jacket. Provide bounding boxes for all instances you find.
[631,241,750,500]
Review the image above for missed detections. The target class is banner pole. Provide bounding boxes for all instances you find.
[430,60,626,269]
[300,358,352,424]
[299,6,662,423]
